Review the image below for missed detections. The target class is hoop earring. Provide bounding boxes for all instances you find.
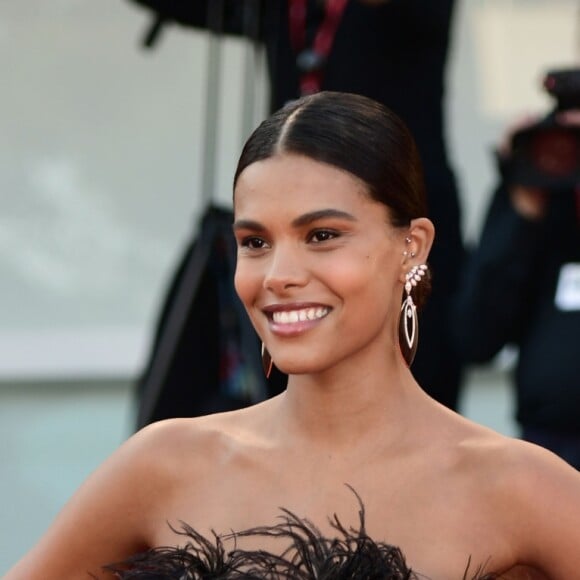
[261,343,273,379]
[399,264,427,366]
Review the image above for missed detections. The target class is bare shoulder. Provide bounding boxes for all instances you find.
[494,437,580,575]
[447,416,580,498]
[448,418,580,576]
[135,398,276,463]
[3,404,272,580]
[126,398,280,489]
[452,419,579,488]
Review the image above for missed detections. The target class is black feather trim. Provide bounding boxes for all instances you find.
[103,489,497,580]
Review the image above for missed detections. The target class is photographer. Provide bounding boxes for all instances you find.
[454,69,580,468]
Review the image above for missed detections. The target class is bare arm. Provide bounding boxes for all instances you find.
[502,445,580,578]
[3,422,178,580]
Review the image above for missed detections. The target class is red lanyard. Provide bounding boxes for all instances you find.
[288,0,349,95]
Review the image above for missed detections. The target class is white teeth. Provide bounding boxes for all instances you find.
[314,307,326,319]
[272,307,329,324]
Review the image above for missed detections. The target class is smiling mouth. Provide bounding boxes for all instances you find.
[270,307,330,324]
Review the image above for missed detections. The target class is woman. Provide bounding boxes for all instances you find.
[5,92,580,579]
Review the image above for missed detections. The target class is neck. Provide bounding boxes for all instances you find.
[278,348,423,450]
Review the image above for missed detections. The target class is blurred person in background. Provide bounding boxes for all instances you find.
[454,68,580,469]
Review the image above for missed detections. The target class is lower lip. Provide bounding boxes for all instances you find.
[268,314,328,337]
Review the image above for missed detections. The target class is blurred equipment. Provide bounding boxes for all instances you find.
[506,68,580,192]
[128,0,263,47]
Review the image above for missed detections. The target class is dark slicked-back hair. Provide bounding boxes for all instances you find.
[233,91,428,228]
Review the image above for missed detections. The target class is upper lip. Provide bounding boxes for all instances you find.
[262,302,330,313]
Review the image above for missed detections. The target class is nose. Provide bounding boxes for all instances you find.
[263,243,309,293]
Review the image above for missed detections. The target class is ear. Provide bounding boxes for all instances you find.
[399,217,435,278]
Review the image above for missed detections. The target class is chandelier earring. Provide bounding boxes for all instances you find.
[261,342,273,379]
[399,264,428,366]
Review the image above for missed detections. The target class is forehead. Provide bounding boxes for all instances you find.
[234,154,377,216]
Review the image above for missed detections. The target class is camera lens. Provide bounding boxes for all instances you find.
[530,129,578,177]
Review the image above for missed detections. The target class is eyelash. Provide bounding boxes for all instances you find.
[240,236,268,250]
[308,229,339,243]
[238,229,340,251]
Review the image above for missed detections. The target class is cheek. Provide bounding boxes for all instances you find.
[329,255,400,318]
[329,253,392,293]
[234,261,258,309]
[233,268,247,305]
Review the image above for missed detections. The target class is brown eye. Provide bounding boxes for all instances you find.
[241,236,268,250]
[310,229,338,243]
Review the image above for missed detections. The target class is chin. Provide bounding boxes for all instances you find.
[274,359,333,377]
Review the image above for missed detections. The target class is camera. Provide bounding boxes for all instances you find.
[505,68,580,192]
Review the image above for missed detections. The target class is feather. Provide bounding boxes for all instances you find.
[103,490,497,580]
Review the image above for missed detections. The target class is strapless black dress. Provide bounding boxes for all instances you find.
[103,502,496,580]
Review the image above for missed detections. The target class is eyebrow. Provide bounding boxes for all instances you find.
[232,219,266,232]
[292,209,357,227]
[233,209,357,232]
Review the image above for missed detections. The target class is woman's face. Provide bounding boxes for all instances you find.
[233,153,407,376]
